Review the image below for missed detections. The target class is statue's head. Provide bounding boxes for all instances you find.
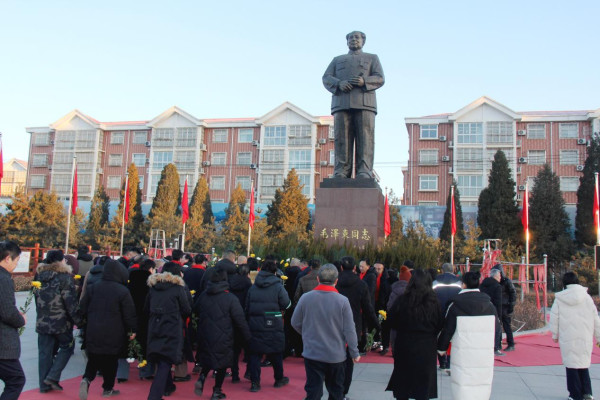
[346,31,366,51]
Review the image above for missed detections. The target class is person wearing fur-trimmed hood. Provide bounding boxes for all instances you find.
[144,262,191,400]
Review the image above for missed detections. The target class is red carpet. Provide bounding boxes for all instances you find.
[19,332,600,399]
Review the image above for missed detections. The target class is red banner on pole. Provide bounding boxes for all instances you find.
[384,194,391,238]
[594,174,599,239]
[522,185,529,232]
[249,185,255,229]
[182,178,189,225]
[451,187,457,236]
[124,177,130,223]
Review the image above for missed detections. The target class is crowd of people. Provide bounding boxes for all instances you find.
[0,239,599,400]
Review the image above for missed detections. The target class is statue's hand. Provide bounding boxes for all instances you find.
[349,76,365,87]
[338,80,353,92]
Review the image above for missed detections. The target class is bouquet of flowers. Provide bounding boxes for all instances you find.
[365,309,387,353]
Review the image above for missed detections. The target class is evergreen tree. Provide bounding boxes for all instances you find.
[266,169,310,240]
[529,164,574,264]
[477,150,521,242]
[186,177,216,252]
[108,164,147,248]
[85,185,110,248]
[575,136,600,246]
[148,163,181,242]
[220,184,249,252]
[440,181,465,242]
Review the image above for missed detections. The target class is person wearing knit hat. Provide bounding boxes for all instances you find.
[398,266,411,282]
[432,263,462,373]
[43,250,64,265]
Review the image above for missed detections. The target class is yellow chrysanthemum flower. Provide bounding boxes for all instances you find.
[284,262,289,267]
[74,275,82,280]
[250,254,256,258]
[190,290,196,295]
[281,275,288,281]
[31,281,42,289]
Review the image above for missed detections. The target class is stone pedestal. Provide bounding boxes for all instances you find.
[314,178,385,247]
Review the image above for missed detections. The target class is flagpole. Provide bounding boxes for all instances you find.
[182,175,187,252]
[450,185,454,267]
[525,183,530,266]
[120,173,129,256]
[247,180,254,257]
[65,156,76,254]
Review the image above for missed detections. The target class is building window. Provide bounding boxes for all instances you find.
[235,176,251,190]
[456,148,483,170]
[52,152,73,170]
[210,176,225,190]
[289,125,311,146]
[289,150,311,170]
[132,153,146,167]
[419,175,438,191]
[110,132,125,145]
[329,150,335,165]
[261,174,284,187]
[527,124,545,139]
[559,123,578,138]
[213,129,228,143]
[420,125,438,139]
[108,154,123,166]
[133,131,147,144]
[153,128,174,147]
[175,151,196,170]
[212,152,226,165]
[457,175,483,197]
[298,174,311,196]
[31,154,48,167]
[560,150,579,165]
[264,126,286,146]
[30,175,46,188]
[487,149,513,167]
[457,122,483,144]
[238,128,254,143]
[328,126,335,139]
[139,175,144,190]
[419,149,438,165]
[153,151,173,169]
[262,150,284,169]
[418,201,438,207]
[51,174,71,193]
[237,152,252,165]
[176,128,197,147]
[528,150,546,165]
[150,174,161,196]
[486,122,513,144]
[55,131,76,149]
[34,133,50,146]
[560,177,579,192]
[107,176,121,189]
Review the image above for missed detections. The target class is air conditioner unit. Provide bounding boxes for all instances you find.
[251,140,259,146]
[97,168,103,174]
[576,165,584,171]
[145,141,151,147]
[202,161,211,167]
[318,138,327,145]
[250,163,257,169]
[200,143,207,151]
[518,157,528,164]
[439,136,447,142]
[320,160,328,166]
[517,130,527,136]
[518,185,526,191]
[577,138,587,145]
[441,156,450,162]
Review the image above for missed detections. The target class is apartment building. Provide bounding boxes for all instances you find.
[25,102,335,205]
[0,158,27,197]
[402,96,600,207]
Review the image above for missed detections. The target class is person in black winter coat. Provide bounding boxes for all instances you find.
[432,263,462,370]
[228,264,252,382]
[79,259,137,398]
[480,269,504,354]
[336,256,379,397]
[491,264,517,351]
[199,250,237,293]
[194,266,251,400]
[183,254,207,301]
[358,259,377,352]
[246,260,291,392]
[374,262,391,354]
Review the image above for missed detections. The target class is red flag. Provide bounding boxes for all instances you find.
[384,194,391,237]
[451,187,457,236]
[522,184,529,232]
[71,165,78,215]
[0,137,3,195]
[249,184,255,229]
[594,174,599,237]
[182,178,189,225]
[124,177,130,223]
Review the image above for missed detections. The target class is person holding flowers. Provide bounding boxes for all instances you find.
[0,241,26,400]
[34,249,82,393]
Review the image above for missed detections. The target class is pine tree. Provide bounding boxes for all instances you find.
[266,169,310,239]
[85,185,110,248]
[108,164,147,248]
[220,184,249,252]
[477,150,521,242]
[186,177,216,252]
[529,164,574,264]
[148,163,181,242]
[439,181,465,242]
[575,137,600,246]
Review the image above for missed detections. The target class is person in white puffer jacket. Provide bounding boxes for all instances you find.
[549,272,600,400]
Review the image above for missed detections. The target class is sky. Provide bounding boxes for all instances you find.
[1,0,599,198]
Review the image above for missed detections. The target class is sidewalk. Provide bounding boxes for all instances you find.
[10,291,600,399]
